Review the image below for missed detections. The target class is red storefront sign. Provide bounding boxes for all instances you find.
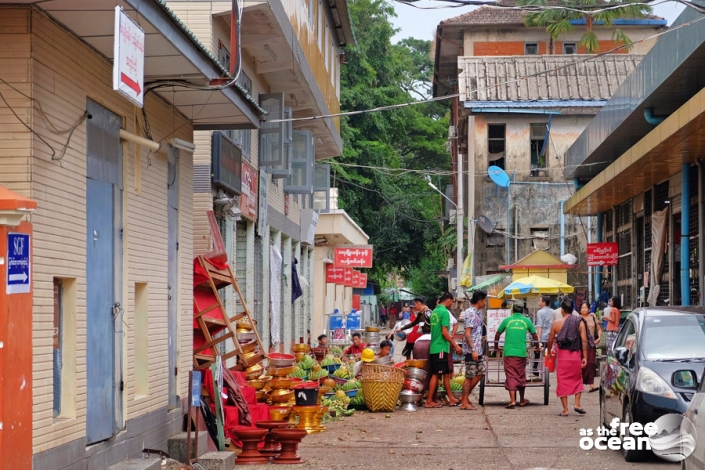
[239,160,258,221]
[358,273,367,289]
[344,268,353,286]
[334,245,373,268]
[325,265,344,284]
[587,242,619,267]
[351,270,360,288]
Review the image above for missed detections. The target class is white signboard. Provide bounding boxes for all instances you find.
[486,308,511,343]
[113,6,145,107]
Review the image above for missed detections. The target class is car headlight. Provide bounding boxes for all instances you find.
[636,367,677,399]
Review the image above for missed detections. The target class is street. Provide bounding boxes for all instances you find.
[252,373,675,470]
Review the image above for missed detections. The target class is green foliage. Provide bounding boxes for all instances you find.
[331,0,452,291]
[520,0,652,53]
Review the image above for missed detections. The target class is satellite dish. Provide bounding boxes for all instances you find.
[488,166,511,188]
[477,215,496,234]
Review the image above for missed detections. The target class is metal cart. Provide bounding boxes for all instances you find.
[478,340,550,406]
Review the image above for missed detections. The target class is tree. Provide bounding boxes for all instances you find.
[519,0,652,53]
[330,0,453,292]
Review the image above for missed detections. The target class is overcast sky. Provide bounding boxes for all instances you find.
[391,2,687,43]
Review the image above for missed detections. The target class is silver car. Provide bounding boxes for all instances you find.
[683,374,705,469]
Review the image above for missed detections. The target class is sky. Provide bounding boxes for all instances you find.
[391,1,687,43]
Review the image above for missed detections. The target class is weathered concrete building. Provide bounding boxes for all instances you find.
[564,5,705,309]
[0,0,262,468]
[432,6,665,291]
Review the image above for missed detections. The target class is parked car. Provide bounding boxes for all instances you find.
[683,369,705,470]
[599,307,705,462]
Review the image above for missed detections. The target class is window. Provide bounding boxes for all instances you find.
[325,20,330,70]
[318,0,324,51]
[218,41,230,71]
[231,73,252,160]
[530,228,549,250]
[313,164,331,212]
[487,232,504,247]
[487,124,506,170]
[530,123,547,176]
[285,130,315,194]
[308,0,315,28]
[525,42,539,55]
[53,277,77,419]
[563,42,577,54]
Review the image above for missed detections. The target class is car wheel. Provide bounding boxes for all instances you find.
[622,406,645,462]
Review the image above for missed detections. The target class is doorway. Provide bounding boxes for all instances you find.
[85,99,123,444]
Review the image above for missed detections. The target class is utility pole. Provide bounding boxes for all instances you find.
[457,153,464,298]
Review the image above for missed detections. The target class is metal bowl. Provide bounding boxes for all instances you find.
[269,353,296,368]
[365,327,380,333]
[268,377,294,389]
[269,406,291,421]
[266,365,295,377]
[256,390,268,402]
[399,390,421,403]
[269,389,294,403]
[245,364,265,380]
[237,331,256,343]
[292,343,311,353]
[240,340,259,354]
[394,331,408,341]
[374,356,393,366]
[405,359,427,369]
[247,379,267,390]
[405,367,428,381]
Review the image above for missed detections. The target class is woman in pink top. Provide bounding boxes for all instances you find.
[604,296,621,350]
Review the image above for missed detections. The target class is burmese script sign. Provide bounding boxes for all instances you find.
[587,242,619,267]
[334,245,373,268]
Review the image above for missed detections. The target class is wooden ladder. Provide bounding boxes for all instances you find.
[193,255,266,371]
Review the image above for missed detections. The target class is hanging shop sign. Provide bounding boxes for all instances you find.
[212,132,242,194]
[587,242,619,267]
[325,265,344,284]
[334,245,374,268]
[344,268,353,286]
[351,270,360,288]
[257,169,268,235]
[357,273,368,289]
[113,6,145,107]
[239,160,258,221]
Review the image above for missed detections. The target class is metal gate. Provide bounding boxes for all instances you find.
[655,180,670,304]
[616,200,633,308]
[236,221,248,314]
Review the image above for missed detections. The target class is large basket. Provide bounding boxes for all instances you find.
[361,364,405,383]
[361,380,404,412]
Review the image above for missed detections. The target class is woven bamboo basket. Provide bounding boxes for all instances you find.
[361,364,405,412]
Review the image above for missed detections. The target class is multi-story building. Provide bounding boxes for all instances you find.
[0,1,263,468]
[166,0,363,353]
[563,5,705,308]
[432,4,665,290]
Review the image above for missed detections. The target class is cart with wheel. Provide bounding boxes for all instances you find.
[478,340,550,406]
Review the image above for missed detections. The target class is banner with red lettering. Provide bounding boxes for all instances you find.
[358,273,367,289]
[351,270,360,288]
[334,245,373,268]
[352,294,361,311]
[587,242,619,267]
[344,268,353,286]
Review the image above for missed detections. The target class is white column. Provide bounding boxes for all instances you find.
[282,236,293,352]
[294,241,302,343]
[261,229,271,350]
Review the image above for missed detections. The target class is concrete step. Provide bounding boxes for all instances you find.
[167,431,208,463]
[106,457,161,470]
[196,451,236,470]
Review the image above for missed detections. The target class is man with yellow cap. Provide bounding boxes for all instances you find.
[353,348,376,378]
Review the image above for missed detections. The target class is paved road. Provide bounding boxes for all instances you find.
[244,372,675,470]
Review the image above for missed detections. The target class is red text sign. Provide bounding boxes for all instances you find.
[344,268,353,286]
[351,270,360,288]
[325,265,344,284]
[334,245,373,268]
[358,273,367,289]
[587,242,619,267]
[352,294,361,311]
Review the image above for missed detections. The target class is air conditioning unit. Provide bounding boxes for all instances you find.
[448,126,456,138]
[530,124,546,140]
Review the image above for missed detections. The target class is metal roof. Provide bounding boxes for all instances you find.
[460,55,643,102]
[565,3,705,179]
[465,99,607,108]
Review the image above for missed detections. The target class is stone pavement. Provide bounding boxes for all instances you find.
[235,369,676,470]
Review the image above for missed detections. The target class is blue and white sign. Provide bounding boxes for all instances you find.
[7,233,30,295]
[190,371,202,407]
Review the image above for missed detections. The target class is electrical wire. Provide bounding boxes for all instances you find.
[265,13,705,123]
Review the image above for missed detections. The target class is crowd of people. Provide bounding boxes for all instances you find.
[315,290,610,416]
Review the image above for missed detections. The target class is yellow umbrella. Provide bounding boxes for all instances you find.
[499,275,574,298]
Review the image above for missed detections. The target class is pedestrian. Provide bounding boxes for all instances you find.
[344,332,366,361]
[603,296,621,350]
[409,298,434,391]
[548,297,589,416]
[459,290,488,410]
[401,303,411,320]
[494,300,539,409]
[425,292,463,408]
[380,305,387,326]
[552,295,579,323]
[317,334,329,348]
[353,348,376,378]
[534,295,553,377]
[393,297,429,360]
[579,301,601,392]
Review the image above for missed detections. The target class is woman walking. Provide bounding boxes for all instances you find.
[579,301,601,393]
[604,296,621,350]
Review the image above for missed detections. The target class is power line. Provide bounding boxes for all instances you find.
[265,13,705,123]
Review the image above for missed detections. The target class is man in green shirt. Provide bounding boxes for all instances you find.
[426,292,463,408]
[494,300,539,409]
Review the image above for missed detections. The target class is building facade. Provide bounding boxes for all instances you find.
[564,5,705,309]
[432,6,664,289]
[0,1,262,468]
[166,0,359,353]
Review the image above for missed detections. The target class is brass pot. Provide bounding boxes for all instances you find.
[267,365,295,377]
[268,377,294,389]
[247,379,267,390]
[240,340,258,354]
[294,352,306,362]
[245,364,264,380]
[269,406,291,421]
[292,344,311,353]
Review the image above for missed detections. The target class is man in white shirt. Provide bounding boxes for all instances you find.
[552,296,579,323]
